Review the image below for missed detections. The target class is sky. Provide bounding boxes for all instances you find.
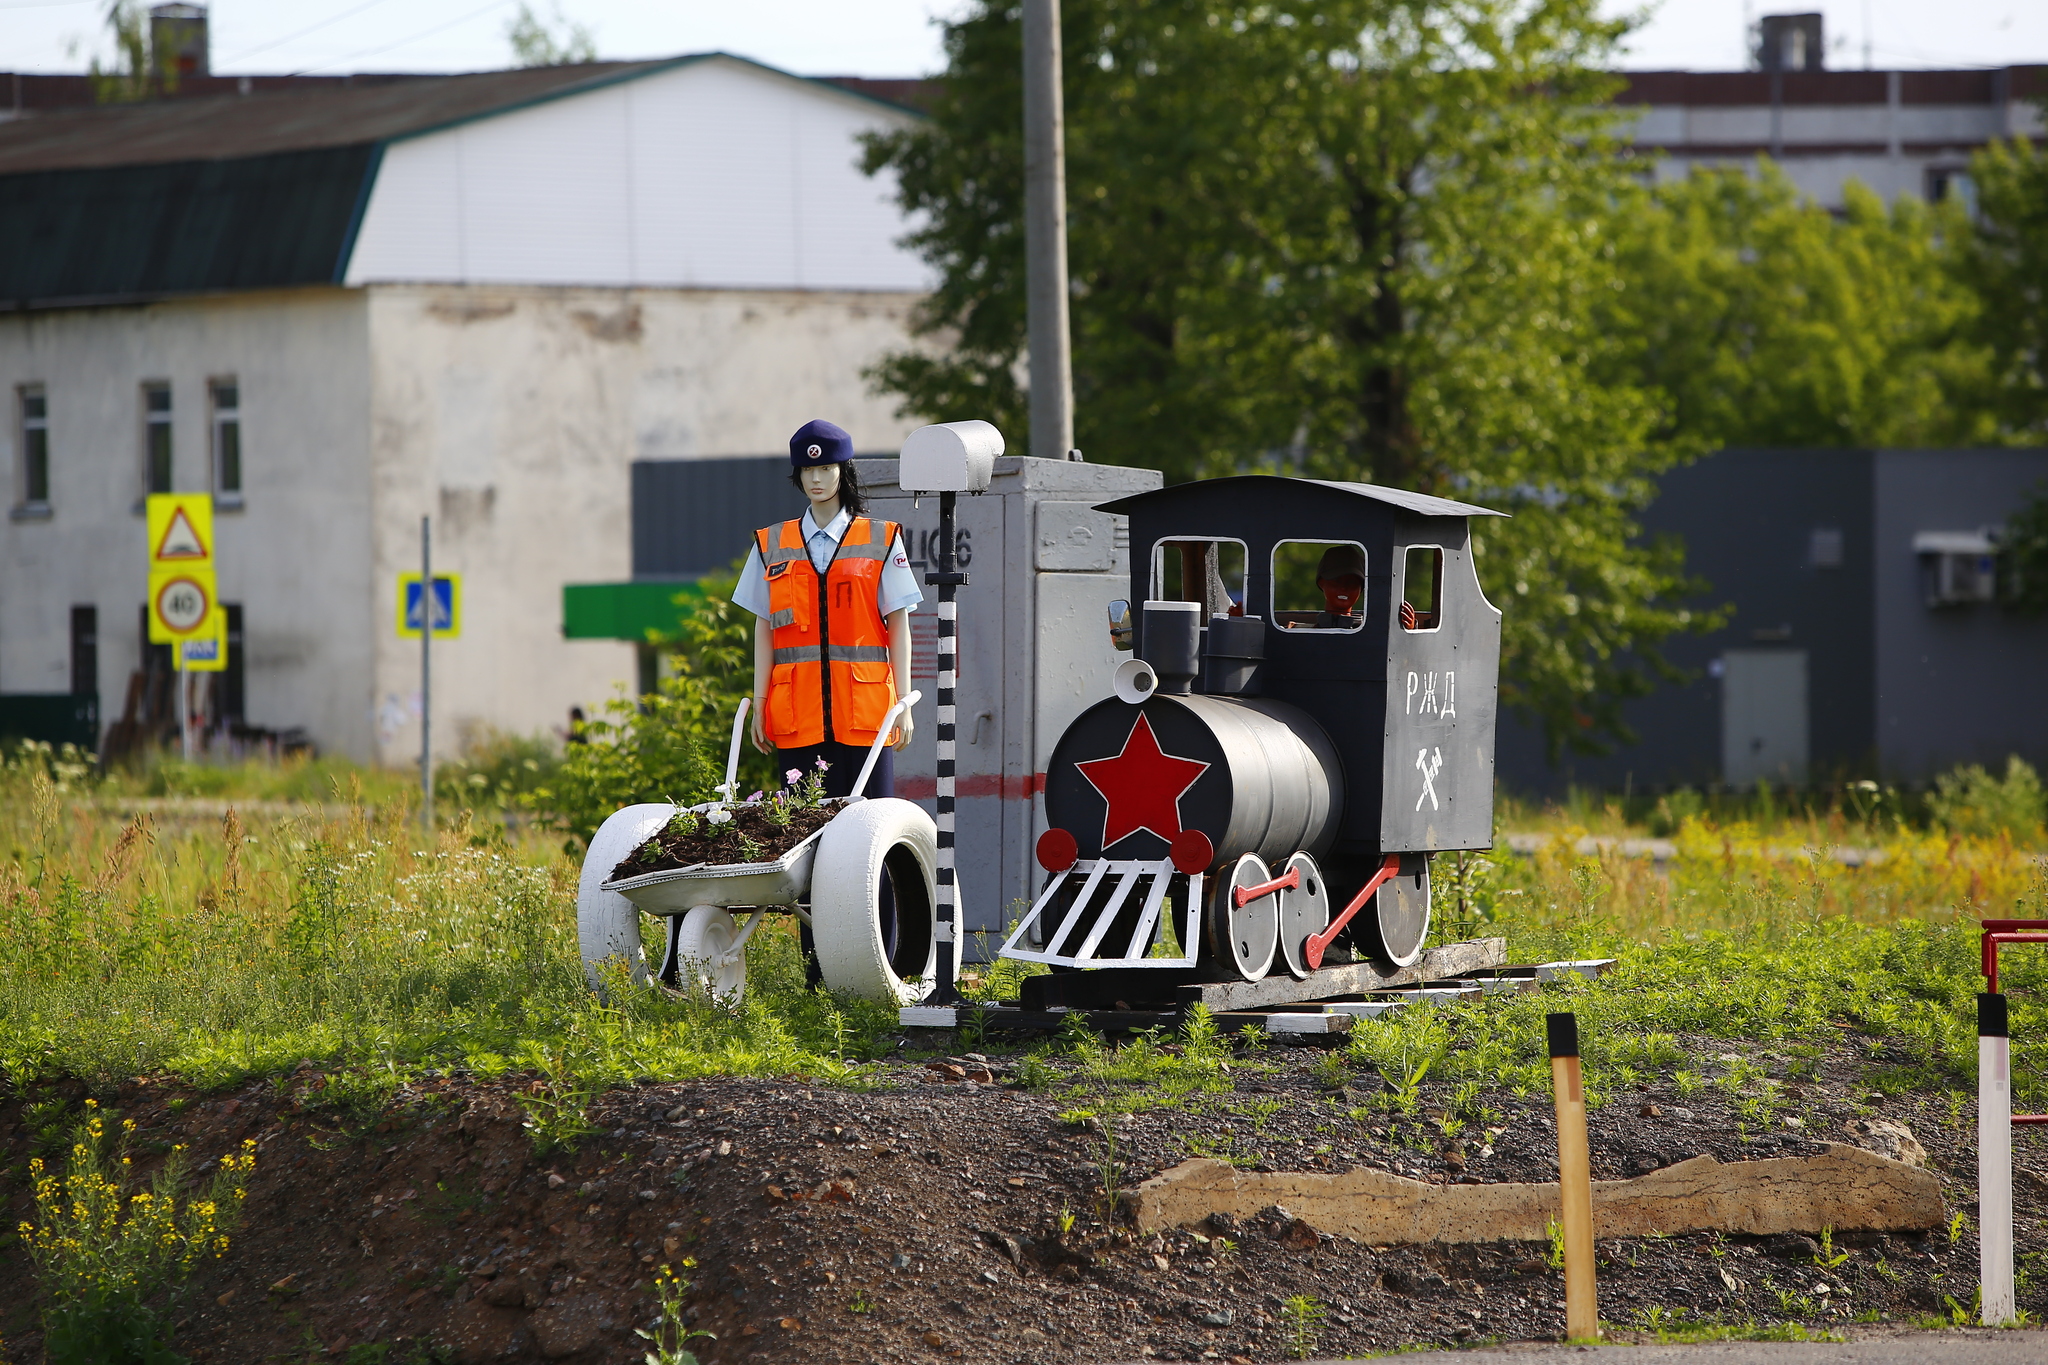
[1,0,2044,78]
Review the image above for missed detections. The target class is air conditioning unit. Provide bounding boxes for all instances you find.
[1913,529,2000,607]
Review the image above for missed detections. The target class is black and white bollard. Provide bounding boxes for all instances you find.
[897,420,1003,1007]
[928,487,965,1003]
[1980,990,2016,1326]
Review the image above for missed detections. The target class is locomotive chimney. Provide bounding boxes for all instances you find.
[1138,600,1200,695]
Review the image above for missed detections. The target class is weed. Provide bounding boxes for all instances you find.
[1212,1236,1237,1260]
[1949,1211,1972,1246]
[1670,1069,1705,1098]
[1813,1227,1850,1269]
[638,1261,712,1364]
[19,1103,257,1365]
[1280,1294,1325,1360]
[848,1289,875,1315]
[1056,1204,1077,1238]
[1093,1115,1124,1224]
[1946,1290,1981,1326]
[1545,1219,1566,1270]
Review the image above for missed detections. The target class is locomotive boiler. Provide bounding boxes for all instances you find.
[1000,475,1505,983]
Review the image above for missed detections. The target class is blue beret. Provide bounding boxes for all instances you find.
[790,419,854,467]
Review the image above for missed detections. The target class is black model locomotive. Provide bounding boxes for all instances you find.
[999,475,1504,983]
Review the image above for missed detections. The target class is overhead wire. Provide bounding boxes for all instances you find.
[215,0,404,67]
[286,0,521,76]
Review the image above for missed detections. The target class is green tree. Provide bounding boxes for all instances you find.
[1597,165,1994,450]
[506,2,597,67]
[73,1,154,105]
[1955,135,2048,444]
[863,0,1708,755]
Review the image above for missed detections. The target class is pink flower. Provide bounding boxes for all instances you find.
[814,756,831,770]
[785,768,802,784]
[747,790,763,803]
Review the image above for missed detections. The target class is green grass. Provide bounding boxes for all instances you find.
[6,741,2048,1129]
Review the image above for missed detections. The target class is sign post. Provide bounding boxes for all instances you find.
[397,533,461,832]
[146,494,217,760]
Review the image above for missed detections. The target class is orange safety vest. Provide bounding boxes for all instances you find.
[757,516,902,749]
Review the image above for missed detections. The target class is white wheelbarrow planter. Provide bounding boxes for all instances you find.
[574,694,945,1005]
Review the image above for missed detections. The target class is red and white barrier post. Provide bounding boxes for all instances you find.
[1980,990,2016,1326]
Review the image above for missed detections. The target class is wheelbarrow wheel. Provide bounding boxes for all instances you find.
[575,802,676,992]
[667,906,747,1003]
[810,798,939,1003]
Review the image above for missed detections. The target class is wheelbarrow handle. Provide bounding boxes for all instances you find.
[849,690,922,803]
[720,696,752,803]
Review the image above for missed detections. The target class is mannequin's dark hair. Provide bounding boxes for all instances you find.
[790,459,866,516]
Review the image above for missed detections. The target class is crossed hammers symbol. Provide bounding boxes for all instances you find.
[1415,747,1444,811]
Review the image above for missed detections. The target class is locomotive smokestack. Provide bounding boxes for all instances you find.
[1138,601,1200,695]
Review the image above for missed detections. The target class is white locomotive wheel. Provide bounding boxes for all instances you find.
[666,906,748,1002]
[575,802,677,993]
[1210,852,1278,982]
[1276,851,1331,980]
[809,798,940,1003]
[1358,856,1431,968]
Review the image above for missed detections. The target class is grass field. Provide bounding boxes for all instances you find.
[2,744,2045,1117]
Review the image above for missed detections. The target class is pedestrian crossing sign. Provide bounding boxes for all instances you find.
[398,574,461,638]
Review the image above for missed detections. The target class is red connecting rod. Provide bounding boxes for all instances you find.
[1232,865,1300,909]
[1303,853,1404,972]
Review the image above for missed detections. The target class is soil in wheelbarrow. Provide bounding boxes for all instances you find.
[17,1028,2036,1365]
[610,802,837,880]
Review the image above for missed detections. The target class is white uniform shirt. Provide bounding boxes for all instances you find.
[730,506,924,620]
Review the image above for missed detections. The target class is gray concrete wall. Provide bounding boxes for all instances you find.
[1873,449,2048,780]
[364,282,933,766]
[0,288,376,753]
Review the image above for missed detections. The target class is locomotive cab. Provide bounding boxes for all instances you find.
[1012,475,1504,983]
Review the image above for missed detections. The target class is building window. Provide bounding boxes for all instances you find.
[70,605,97,698]
[143,382,173,494]
[1927,168,1978,217]
[210,378,242,501]
[17,384,50,509]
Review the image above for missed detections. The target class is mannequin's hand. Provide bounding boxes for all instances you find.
[750,701,769,754]
[891,708,914,751]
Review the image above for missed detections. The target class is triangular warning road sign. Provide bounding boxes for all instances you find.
[155,507,208,561]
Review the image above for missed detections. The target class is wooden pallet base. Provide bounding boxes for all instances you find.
[899,948,1617,1033]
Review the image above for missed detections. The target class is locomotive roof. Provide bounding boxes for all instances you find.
[1094,474,1507,520]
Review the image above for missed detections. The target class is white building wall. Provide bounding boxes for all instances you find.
[0,290,376,753]
[363,282,933,767]
[345,57,930,293]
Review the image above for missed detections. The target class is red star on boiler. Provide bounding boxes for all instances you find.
[1075,713,1211,850]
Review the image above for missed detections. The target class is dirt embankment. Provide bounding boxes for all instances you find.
[3,1037,2042,1364]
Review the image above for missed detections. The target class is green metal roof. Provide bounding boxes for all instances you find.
[0,145,378,306]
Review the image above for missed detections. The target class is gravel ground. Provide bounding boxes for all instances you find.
[3,1029,2042,1363]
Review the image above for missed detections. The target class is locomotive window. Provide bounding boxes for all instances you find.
[1271,540,1366,632]
[1401,546,1444,631]
[1151,538,1246,617]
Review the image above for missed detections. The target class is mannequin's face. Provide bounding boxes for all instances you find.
[799,463,842,509]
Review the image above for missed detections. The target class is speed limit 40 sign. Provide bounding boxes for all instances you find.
[149,570,215,641]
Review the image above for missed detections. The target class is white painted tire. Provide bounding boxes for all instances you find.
[576,803,676,992]
[668,906,748,1003]
[809,798,940,1003]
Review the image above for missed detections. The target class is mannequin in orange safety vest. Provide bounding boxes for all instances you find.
[730,419,919,801]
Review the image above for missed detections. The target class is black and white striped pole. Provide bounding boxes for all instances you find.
[1980,991,2016,1326]
[898,422,1003,1006]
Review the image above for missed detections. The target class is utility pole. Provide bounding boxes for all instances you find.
[1023,0,1074,462]
[420,514,433,832]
